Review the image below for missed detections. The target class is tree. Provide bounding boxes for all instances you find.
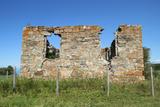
[7,65,14,75]
[0,65,13,75]
[46,40,59,59]
[143,47,160,79]
[152,63,160,79]
[143,47,151,79]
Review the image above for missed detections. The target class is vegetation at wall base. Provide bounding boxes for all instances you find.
[0,77,160,107]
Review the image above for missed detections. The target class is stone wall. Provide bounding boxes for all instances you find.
[21,27,51,77]
[20,24,144,82]
[20,26,108,79]
[109,25,144,82]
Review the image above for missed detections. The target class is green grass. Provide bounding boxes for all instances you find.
[0,77,160,107]
[0,75,12,80]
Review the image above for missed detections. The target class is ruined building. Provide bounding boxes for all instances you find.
[20,25,144,81]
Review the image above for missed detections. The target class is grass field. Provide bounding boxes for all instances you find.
[0,75,12,80]
[0,77,160,107]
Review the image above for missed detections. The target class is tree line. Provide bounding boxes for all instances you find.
[0,65,14,75]
[143,47,160,79]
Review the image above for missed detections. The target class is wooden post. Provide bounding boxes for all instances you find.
[150,66,154,97]
[107,70,110,96]
[13,67,16,92]
[49,74,54,93]
[56,66,60,96]
[6,70,8,79]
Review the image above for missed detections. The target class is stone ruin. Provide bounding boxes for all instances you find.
[20,25,144,82]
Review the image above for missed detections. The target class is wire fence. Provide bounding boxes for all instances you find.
[0,66,160,97]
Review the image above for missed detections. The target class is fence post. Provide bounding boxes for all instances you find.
[50,76,53,93]
[6,70,8,79]
[107,69,110,96]
[56,65,60,96]
[13,67,16,92]
[150,66,154,97]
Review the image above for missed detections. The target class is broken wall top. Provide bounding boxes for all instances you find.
[23,25,103,35]
[116,25,142,35]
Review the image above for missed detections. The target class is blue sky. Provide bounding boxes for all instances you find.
[0,0,160,68]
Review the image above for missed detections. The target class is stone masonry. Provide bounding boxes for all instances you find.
[21,26,108,79]
[20,25,144,82]
[108,25,144,82]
